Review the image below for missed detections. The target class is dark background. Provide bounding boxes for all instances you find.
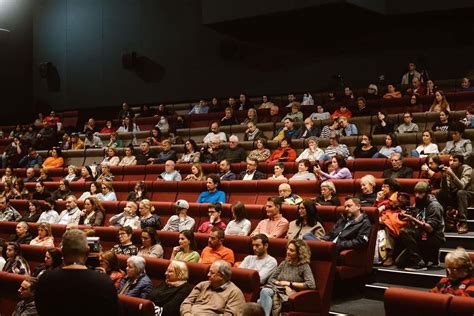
[1,0,474,120]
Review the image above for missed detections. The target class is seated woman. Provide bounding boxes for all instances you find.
[184,163,206,181]
[64,165,79,182]
[321,133,350,160]
[78,181,101,201]
[430,247,474,296]
[412,130,439,158]
[281,102,303,122]
[309,105,330,121]
[383,83,402,99]
[42,147,64,168]
[287,199,325,240]
[1,167,17,185]
[353,134,378,158]
[314,181,340,206]
[30,222,55,247]
[441,123,473,159]
[33,247,62,278]
[244,121,264,142]
[177,139,200,163]
[248,138,271,162]
[37,168,53,182]
[12,178,30,200]
[98,250,124,289]
[118,256,153,298]
[221,107,239,126]
[147,127,163,146]
[373,133,402,158]
[76,166,96,183]
[96,182,117,202]
[374,178,401,208]
[241,108,258,125]
[119,146,137,166]
[431,109,454,132]
[268,162,287,180]
[139,199,161,230]
[258,239,316,316]
[266,137,297,163]
[138,227,164,258]
[259,95,275,109]
[19,200,42,223]
[290,159,316,181]
[170,230,200,263]
[2,242,30,275]
[330,104,352,119]
[429,90,451,112]
[296,137,324,162]
[1,181,16,200]
[51,180,72,201]
[37,198,59,224]
[107,132,124,148]
[109,201,141,229]
[97,165,115,183]
[100,120,115,134]
[420,154,443,192]
[117,115,140,133]
[314,155,352,180]
[225,201,251,236]
[32,181,51,200]
[127,181,149,202]
[79,197,105,226]
[373,110,395,135]
[357,174,377,206]
[112,226,138,256]
[147,260,194,316]
[101,147,120,167]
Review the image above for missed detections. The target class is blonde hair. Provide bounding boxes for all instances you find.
[321,181,336,193]
[360,174,376,187]
[140,199,155,213]
[445,247,473,271]
[38,222,52,237]
[169,260,189,281]
[288,239,311,265]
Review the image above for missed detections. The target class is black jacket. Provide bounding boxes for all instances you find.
[323,212,372,252]
[239,170,266,180]
[294,126,320,139]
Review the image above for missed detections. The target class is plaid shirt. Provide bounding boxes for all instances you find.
[430,274,474,297]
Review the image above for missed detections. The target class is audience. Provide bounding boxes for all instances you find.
[109,201,140,229]
[412,130,439,157]
[79,197,105,226]
[162,199,195,232]
[266,137,297,163]
[382,152,414,179]
[199,227,235,265]
[373,110,395,134]
[2,242,30,274]
[219,159,236,181]
[51,180,72,201]
[225,201,251,236]
[139,199,162,230]
[287,199,325,240]
[159,160,182,181]
[431,109,453,132]
[63,165,78,182]
[251,197,289,238]
[315,155,352,180]
[97,250,125,289]
[10,221,33,244]
[112,226,139,256]
[127,181,148,202]
[180,260,245,316]
[197,174,226,203]
[358,174,377,206]
[396,112,419,133]
[401,62,421,84]
[33,247,62,278]
[239,234,277,284]
[30,222,54,247]
[119,146,137,166]
[0,196,21,221]
[138,227,164,258]
[281,102,303,122]
[248,138,271,162]
[330,104,352,119]
[383,84,402,98]
[178,139,200,163]
[239,158,265,180]
[220,135,247,163]
[310,104,330,120]
[314,181,341,206]
[244,121,263,142]
[14,277,39,316]
[78,181,101,201]
[279,183,303,205]
[322,133,350,160]
[42,147,64,168]
[353,134,378,158]
[118,255,153,298]
[268,162,287,180]
[273,118,298,141]
[184,162,206,181]
[198,203,227,233]
[37,198,59,224]
[339,117,358,136]
[320,118,340,139]
[32,181,51,200]
[221,107,239,126]
[203,122,227,143]
[19,200,42,222]
[441,123,472,160]
[296,136,324,161]
[96,181,117,201]
[373,133,402,158]
[429,90,451,112]
[170,230,200,263]
[76,166,95,183]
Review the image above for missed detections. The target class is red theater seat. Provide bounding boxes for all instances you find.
[176,181,206,202]
[449,296,474,316]
[255,180,287,205]
[353,158,388,178]
[122,165,146,181]
[151,181,178,202]
[288,180,318,200]
[384,287,451,316]
[226,181,258,204]
[0,272,27,316]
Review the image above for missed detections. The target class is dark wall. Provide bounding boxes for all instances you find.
[0,0,33,119]
[33,0,474,111]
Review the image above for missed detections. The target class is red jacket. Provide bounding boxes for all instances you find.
[266,147,297,163]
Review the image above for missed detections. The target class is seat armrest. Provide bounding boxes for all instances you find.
[288,290,321,313]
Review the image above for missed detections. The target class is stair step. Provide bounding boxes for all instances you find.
[372,265,444,289]
[439,247,474,263]
[364,282,429,300]
[444,231,474,249]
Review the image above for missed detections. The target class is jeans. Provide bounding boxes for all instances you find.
[258,287,275,316]
[437,190,473,223]
[303,232,320,240]
[372,153,388,158]
[410,150,420,157]
[398,227,443,267]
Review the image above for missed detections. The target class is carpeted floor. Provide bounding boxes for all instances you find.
[330,297,385,316]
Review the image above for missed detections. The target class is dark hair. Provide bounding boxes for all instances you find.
[281,137,292,147]
[231,201,247,222]
[346,197,361,206]
[452,153,465,164]
[6,242,21,257]
[209,203,222,214]
[141,227,160,246]
[332,155,346,168]
[298,159,310,170]
[275,162,285,170]
[428,154,442,167]
[383,178,401,192]
[386,133,399,147]
[60,179,70,190]
[251,233,269,246]
[211,227,225,240]
[51,147,62,157]
[184,139,198,152]
[267,196,283,208]
[404,112,413,118]
[43,197,56,211]
[410,94,419,104]
[255,137,267,148]
[90,181,102,194]
[283,117,294,123]
[440,109,450,118]
[180,230,197,251]
[25,277,39,293]
[449,122,466,135]
[247,157,258,166]
[134,181,146,194]
[46,247,63,268]
[297,199,321,227]
[378,110,389,122]
[119,226,133,236]
[150,127,162,140]
[100,250,121,273]
[357,97,366,104]
[15,178,26,191]
[207,173,220,186]
[28,199,42,212]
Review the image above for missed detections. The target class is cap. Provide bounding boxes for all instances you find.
[175,199,189,210]
[414,181,430,193]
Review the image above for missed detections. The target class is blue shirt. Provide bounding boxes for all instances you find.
[197,190,226,203]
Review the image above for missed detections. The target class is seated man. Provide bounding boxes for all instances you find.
[161,199,195,232]
[396,112,419,134]
[188,99,209,115]
[108,201,140,229]
[70,133,85,150]
[0,196,21,221]
[136,141,157,165]
[320,119,340,139]
[251,197,289,238]
[24,167,37,182]
[397,182,445,271]
[197,174,226,204]
[338,117,358,136]
[199,228,235,265]
[438,154,473,234]
[13,276,38,315]
[154,139,177,164]
[198,203,227,233]
[159,160,182,181]
[273,118,298,141]
[262,105,281,124]
[315,198,371,252]
[441,123,472,161]
[220,135,247,163]
[353,97,372,117]
[294,117,320,139]
[180,260,245,316]
[18,149,43,168]
[239,234,278,284]
[10,221,33,244]
[382,152,413,179]
[57,195,81,225]
[279,183,302,205]
[200,136,224,164]
[203,122,227,143]
[219,159,236,181]
[239,158,265,180]
[84,130,104,148]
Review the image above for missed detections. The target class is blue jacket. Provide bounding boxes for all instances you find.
[197,190,226,203]
[118,273,153,299]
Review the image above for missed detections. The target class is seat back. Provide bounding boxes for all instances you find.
[384,287,452,316]
[118,294,155,316]
[0,272,28,316]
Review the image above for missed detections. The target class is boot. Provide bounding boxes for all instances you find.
[457,222,468,234]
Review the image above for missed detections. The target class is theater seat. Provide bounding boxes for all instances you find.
[151,181,178,202]
[449,295,474,316]
[384,287,452,316]
[255,180,287,205]
[226,181,258,204]
[0,272,27,316]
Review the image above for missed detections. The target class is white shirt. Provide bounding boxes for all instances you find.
[415,143,439,158]
[37,210,59,224]
[162,215,195,232]
[203,132,227,143]
[242,171,256,181]
[57,207,81,225]
[225,219,251,236]
[240,254,278,284]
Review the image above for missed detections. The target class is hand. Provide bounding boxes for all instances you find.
[172,246,182,254]
[445,167,454,177]
[400,211,414,221]
[210,215,216,223]
[313,165,322,175]
[421,164,429,172]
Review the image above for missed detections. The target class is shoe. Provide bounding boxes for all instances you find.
[383,257,394,267]
[426,261,441,270]
[404,260,427,272]
[457,222,468,234]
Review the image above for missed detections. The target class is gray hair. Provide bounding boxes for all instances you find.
[445,247,473,271]
[17,221,29,230]
[229,135,239,143]
[321,181,336,193]
[128,256,146,274]
[213,260,232,282]
[360,174,376,187]
[390,152,402,161]
[62,229,89,257]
